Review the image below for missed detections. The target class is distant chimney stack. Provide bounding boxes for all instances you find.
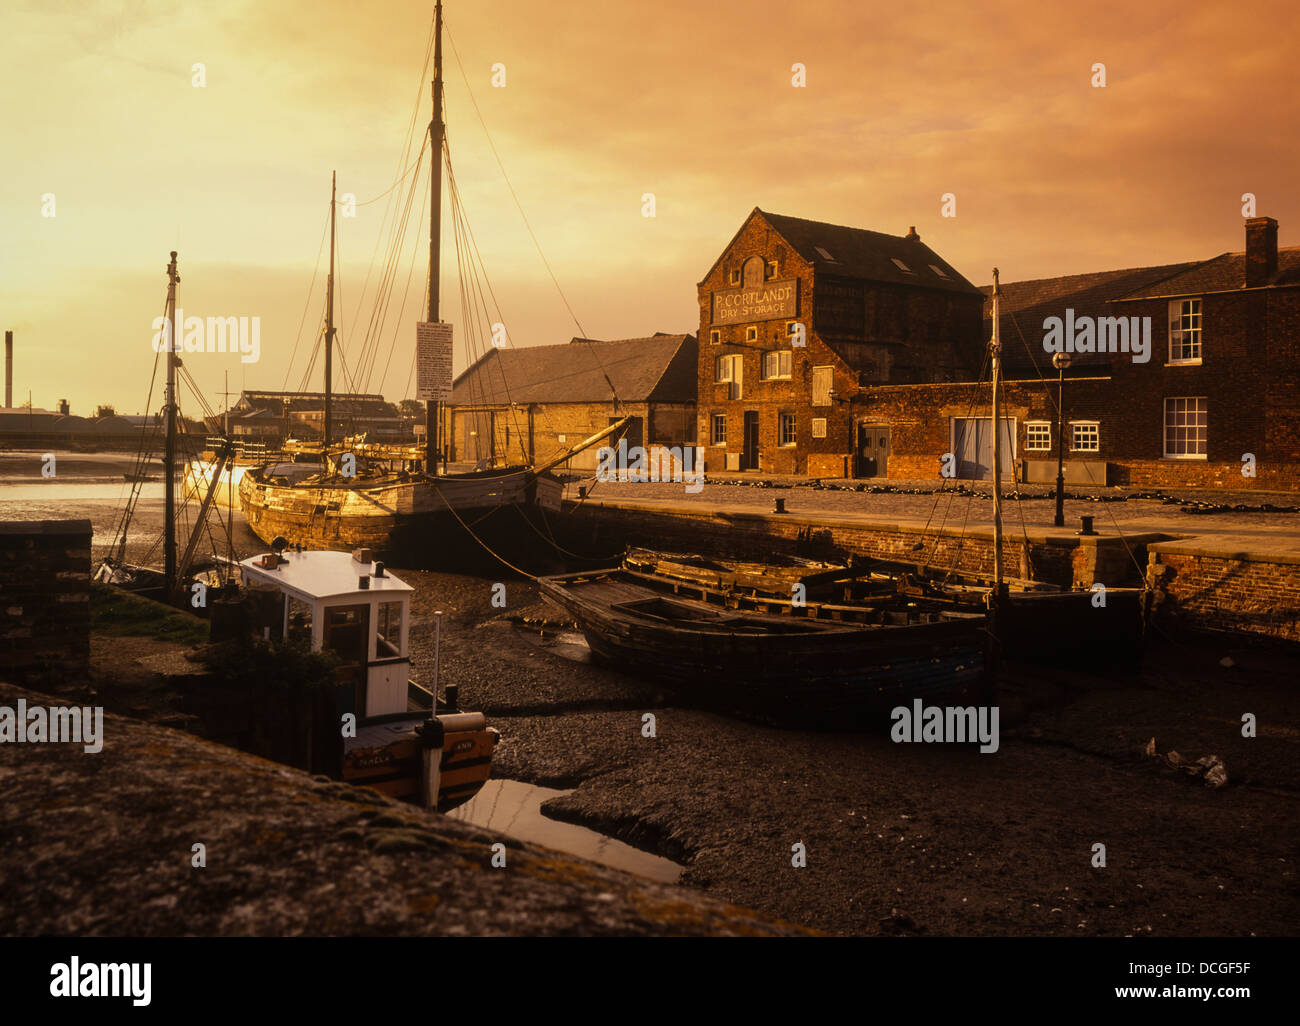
[4,331,11,409]
[58,399,69,415]
[905,226,920,241]
[1245,217,1278,287]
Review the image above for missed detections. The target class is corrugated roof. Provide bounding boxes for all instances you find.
[1113,247,1300,300]
[452,334,697,406]
[758,210,982,295]
[979,261,1202,375]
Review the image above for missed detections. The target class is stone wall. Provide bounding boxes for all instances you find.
[0,520,91,685]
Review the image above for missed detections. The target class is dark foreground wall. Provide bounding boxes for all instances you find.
[0,520,91,685]
[0,684,809,936]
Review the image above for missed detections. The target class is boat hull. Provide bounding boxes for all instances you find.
[239,466,564,563]
[539,569,992,728]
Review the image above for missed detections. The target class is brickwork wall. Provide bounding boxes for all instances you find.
[1148,546,1300,643]
[0,520,92,684]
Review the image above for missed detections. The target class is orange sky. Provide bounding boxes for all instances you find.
[2,0,1296,415]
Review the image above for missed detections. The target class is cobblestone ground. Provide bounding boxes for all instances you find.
[564,476,1300,543]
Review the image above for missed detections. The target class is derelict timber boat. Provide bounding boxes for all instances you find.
[621,548,1147,671]
[237,544,496,812]
[538,558,993,728]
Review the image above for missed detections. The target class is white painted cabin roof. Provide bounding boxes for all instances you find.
[240,550,413,602]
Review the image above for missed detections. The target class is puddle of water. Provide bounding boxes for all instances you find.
[446,778,682,884]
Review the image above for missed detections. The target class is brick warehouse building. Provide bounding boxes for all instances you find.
[696,208,985,477]
[449,333,697,472]
[850,216,1300,489]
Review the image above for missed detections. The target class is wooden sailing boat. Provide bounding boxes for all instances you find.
[240,2,622,563]
[97,251,241,604]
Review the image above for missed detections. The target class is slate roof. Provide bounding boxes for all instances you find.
[757,209,982,295]
[979,262,1202,376]
[1112,247,1300,300]
[452,333,697,406]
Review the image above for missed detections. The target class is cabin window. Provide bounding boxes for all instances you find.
[1164,397,1207,458]
[376,601,403,659]
[1069,421,1099,453]
[286,596,313,644]
[710,414,727,446]
[779,412,797,447]
[1168,299,1202,363]
[762,350,792,380]
[1026,421,1052,451]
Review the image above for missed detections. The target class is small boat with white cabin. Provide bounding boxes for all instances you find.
[238,542,496,811]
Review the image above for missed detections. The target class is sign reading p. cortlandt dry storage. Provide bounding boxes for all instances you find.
[711,278,799,325]
[416,321,454,402]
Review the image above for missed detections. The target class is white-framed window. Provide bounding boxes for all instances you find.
[778,412,797,447]
[1164,397,1207,458]
[1168,298,1202,363]
[729,268,741,285]
[1070,421,1099,453]
[710,413,726,446]
[709,329,720,345]
[715,354,742,399]
[745,325,758,342]
[811,418,827,439]
[812,366,834,407]
[762,350,792,380]
[1026,421,1052,451]
[766,259,778,279]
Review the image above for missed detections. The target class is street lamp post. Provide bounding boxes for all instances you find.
[1052,351,1072,528]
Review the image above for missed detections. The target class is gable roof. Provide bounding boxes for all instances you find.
[1112,247,1300,300]
[980,261,1202,376]
[758,209,982,295]
[452,333,697,406]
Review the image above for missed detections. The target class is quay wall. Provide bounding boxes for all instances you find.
[1146,541,1300,644]
[561,501,1300,645]
[562,500,1154,590]
[0,519,92,684]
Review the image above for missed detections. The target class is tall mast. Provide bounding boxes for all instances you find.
[425,0,444,473]
[325,170,337,449]
[163,251,179,593]
[990,267,1004,587]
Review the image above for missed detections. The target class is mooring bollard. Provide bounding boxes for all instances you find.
[1078,514,1097,536]
[578,485,587,499]
[774,497,787,514]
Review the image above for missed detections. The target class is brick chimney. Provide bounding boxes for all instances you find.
[1245,216,1278,287]
[905,226,920,241]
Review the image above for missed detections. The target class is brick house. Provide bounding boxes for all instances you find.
[853,217,1300,489]
[449,333,697,472]
[696,208,985,477]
